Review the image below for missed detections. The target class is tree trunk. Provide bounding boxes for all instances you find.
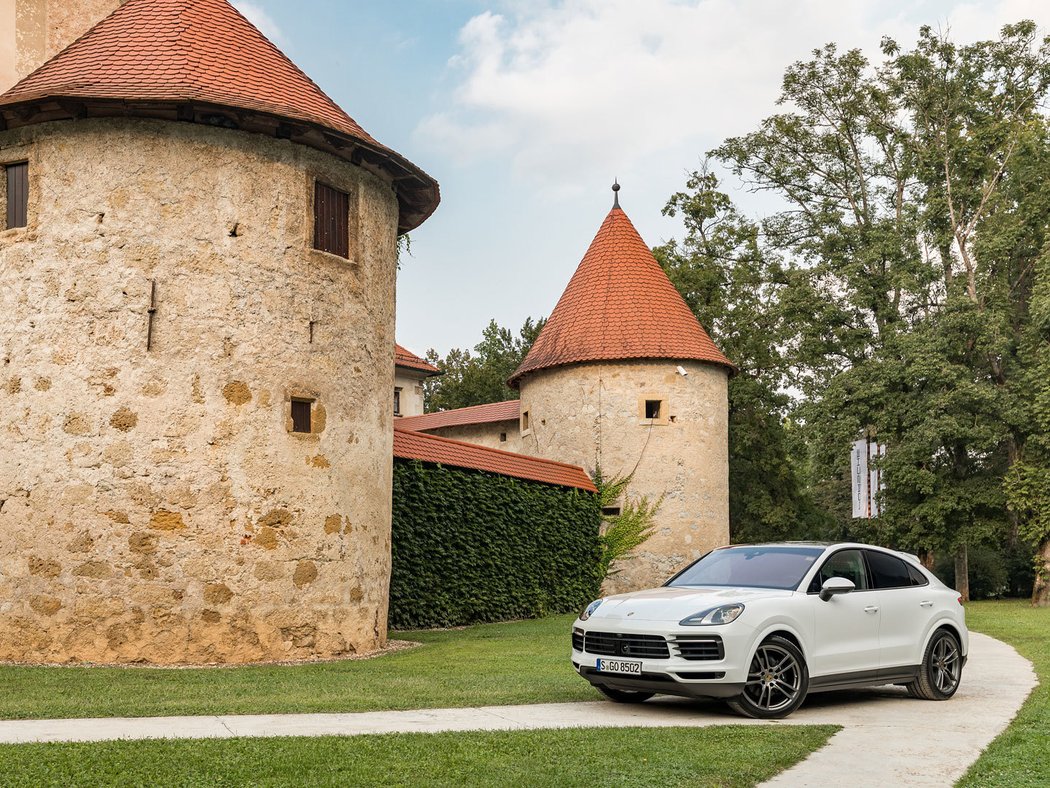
[955,544,970,602]
[921,550,936,570]
[1033,540,1050,608]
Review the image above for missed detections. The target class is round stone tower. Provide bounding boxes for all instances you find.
[0,0,438,664]
[509,190,733,593]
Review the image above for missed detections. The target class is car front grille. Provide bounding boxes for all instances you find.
[584,631,670,659]
[571,629,584,651]
[671,635,724,661]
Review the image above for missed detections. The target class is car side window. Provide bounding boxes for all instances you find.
[906,561,930,587]
[865,550,915,590]
[808,550,869,593]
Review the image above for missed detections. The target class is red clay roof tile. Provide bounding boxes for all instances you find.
[393,428,596,492]
[0,0,438,232]
[394,344,440,376]
[397,400,520,432]
[509,205,733,385]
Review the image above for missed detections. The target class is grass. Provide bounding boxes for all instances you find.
[0,726,837,787]
[0,616,597,720]
[959,600,1050,787]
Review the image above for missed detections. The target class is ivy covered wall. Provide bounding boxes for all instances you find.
[390,459,602,629]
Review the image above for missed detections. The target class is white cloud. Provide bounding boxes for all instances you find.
[231,1,286,47]
[415,0,1050,194]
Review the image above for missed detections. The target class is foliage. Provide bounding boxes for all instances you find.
[1005,251,1050,603]
[960,600,1050,785]
[688,22,1050,596]
[423,318,545,412]
[0,726,837,788]
[390,460,601,628]
[592,467,660,579]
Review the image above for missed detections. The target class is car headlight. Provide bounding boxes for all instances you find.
[579,599,604,621]
[679,603,745,626]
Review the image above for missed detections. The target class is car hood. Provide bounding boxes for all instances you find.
[586,586,795,623]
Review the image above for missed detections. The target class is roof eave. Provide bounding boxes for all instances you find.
[0,95,440,233]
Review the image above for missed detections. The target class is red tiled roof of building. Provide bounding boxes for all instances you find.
[0,0,438,232]
[397,400,520,432]
[393,428,596,492]
[395,344,440,376]
[509,205,733,386]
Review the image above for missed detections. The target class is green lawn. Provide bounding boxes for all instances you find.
[0,616,595,720]
[0,726,837,787]
[959,600,1050,787]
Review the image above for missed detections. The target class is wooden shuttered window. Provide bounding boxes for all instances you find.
[313,181,349,258]
[6,162,28,230]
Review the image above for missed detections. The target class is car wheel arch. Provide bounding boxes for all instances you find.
[921,621,965,654]
[750,623,810,664]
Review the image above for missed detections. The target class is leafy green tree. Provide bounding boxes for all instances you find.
[592,467,660,581]
[424,318,545,412]
[708,23,1050,597]
[1006,251,1050,605]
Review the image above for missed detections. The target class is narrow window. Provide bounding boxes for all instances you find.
[393,388,402,416]
[5,162,28,229]
[291,399,312,433]
[520,409,531,434]
[645,399,662,420]
[313,181,349,258]
[499,432,507,443]
[601,506,622,517]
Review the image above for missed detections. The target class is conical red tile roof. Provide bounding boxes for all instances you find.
[509,204,733,386]
[0,0,438,232]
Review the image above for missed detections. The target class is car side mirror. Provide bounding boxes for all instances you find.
[819,576,855,602]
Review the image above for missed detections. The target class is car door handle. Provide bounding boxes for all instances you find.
[919,601,934,608]
[864,605,879,614]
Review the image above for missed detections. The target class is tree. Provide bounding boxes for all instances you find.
[424,317,545,412]
[708,23,1050,598]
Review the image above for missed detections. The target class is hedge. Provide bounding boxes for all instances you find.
[390,459,602,629]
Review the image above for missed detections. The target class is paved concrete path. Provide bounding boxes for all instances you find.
[0,632,1035,788]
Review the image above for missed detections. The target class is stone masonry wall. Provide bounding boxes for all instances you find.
[425,420,522,454]
[0,117,399,663]
[517,360,729,594]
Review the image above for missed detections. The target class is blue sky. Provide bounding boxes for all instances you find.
[233,0,1050,358]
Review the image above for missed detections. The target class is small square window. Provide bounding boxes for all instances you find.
[313,181,349,258]
[645,400,662,420]
[291,399,312,433]
[499,432,507,442]
[5,161,28,230]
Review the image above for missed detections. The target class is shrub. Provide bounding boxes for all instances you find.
[390,460,602,629]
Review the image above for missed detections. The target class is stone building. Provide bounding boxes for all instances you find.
[393,344,440,419]
[400,192,733,592]
[0,0,438,663]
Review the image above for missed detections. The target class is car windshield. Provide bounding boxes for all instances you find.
[667,546,825,590]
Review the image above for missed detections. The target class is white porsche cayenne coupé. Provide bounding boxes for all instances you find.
[571,542,968,718]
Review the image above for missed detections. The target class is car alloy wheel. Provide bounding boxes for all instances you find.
[908,629,962,700]
[729,636,809,719]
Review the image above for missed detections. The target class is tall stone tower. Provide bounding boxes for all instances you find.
[509,189,733,593]
[0,0,438,664]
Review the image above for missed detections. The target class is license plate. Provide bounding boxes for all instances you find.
[595,658,642,675]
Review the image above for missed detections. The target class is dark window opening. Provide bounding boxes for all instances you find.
[6,162,28,229]
[394,388,402,416]
[521,410,530,432]
[601,506,622,517]
[499,432,507,442]
[313,181,349,258]
[291,399,312,433]
[645,399,662,419]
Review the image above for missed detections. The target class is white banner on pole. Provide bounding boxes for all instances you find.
[851,439,868,518]
[851,437,886,518]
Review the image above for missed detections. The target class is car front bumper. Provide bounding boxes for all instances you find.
[571,620,756,701]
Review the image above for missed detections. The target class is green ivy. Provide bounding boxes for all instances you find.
[390,460,602,629]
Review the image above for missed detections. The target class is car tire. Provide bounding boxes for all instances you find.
[595,685,654,704]
[906,628,963,701]
[727,635,809,719]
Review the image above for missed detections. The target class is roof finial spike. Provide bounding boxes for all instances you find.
[612,178,621,209]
